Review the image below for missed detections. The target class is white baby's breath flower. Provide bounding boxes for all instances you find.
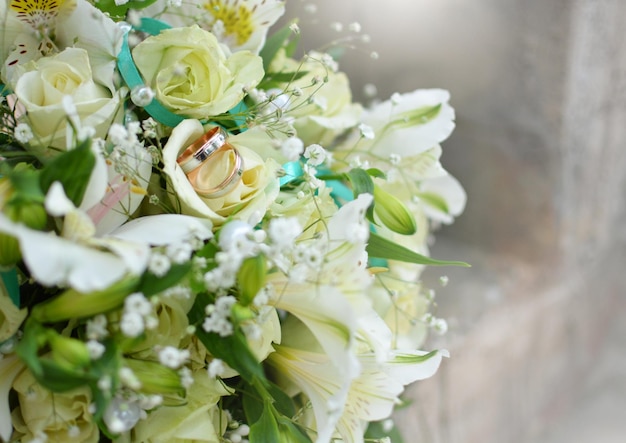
[331,22,343,32]
[390,92,403,105]
[124,293,152,317]
[148,252,171,277]
[120,311,145,337]
[358,123,375,139]
[280,136,304,161]
[86,315,109,340]
[289,22,300,34]
[178,367,194,389]
[303,144,327,166]
[268,217,301,247]
[207,359,225,378]
[158,346,189,369]
[86,340,106,360]
[119,367,142,390]
[14,123,33,143]
[166,242,193,264]
[97,375,112,391]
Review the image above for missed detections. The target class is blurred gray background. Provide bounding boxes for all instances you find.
[280,1,626,442]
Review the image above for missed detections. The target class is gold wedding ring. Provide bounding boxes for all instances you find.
[177,127,244,199]
[187,147,244,198]
[176,126,227,173]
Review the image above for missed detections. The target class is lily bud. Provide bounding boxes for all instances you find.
[124,358,184,395]
[0,233,20,266]
[0,201,47,266]
[236,255,266,306]
[32,275,140,323]
[373,185,417,235]
[4,201,47,230]
[48,332,91,369]
[230,303,255,325]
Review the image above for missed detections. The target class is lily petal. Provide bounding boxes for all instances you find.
[0,354,25,442]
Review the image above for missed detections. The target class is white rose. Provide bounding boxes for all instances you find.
[11,47,123,152]
[11,368,98,443]
[162,120,280,226]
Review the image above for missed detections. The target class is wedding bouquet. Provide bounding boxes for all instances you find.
[0,0,467,441]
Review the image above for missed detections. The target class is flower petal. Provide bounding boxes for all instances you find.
[0,354,25,442]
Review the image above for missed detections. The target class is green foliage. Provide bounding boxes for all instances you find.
[367,232,470,267]
[138,262,192,297]
[188,293,266,384]
[31,275,141,323]
[365,419,406,443]
[260,21,300,72]
[39,138,95,206]
[94,0,159,20]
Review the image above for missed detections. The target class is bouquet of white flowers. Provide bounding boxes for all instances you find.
[0,0,467,441]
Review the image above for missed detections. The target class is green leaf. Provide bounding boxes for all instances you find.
[276,416,312,443]
[89,338,120,408]
[14,318,45,378]
[366,167,387,180]
[262,71,309,84]
[346,168,374,198]
[416,191,450,214]
[188,293,266,384]
[138,262,192,297]
[346,168,375,221]
[365,419,405,443]
[248,400,281,443]
[367,232,470,267]
[260,22,296,72]
[39,139,95,206]
[94,0,158,19]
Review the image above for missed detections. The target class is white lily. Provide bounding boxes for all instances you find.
[336,349,450,442]
[362,89,455,158]
[0,184,212,293]
[147,0,286,54]
[268,345,353,443]
[1,0,122,90]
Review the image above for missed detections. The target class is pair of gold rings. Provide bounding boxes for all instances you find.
[176,127,244,198]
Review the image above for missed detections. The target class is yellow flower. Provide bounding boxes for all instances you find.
[132,26,263,119]
[10,368,99,443]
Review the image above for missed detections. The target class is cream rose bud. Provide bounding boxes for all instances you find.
[11,368,99,442]
[132,26,264,119]
[11,47,123,152]
[162,120,280,226]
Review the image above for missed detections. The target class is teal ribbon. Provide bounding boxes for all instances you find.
[1,268,20,307]
[117,18,187,127]
[279,161,303,187]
